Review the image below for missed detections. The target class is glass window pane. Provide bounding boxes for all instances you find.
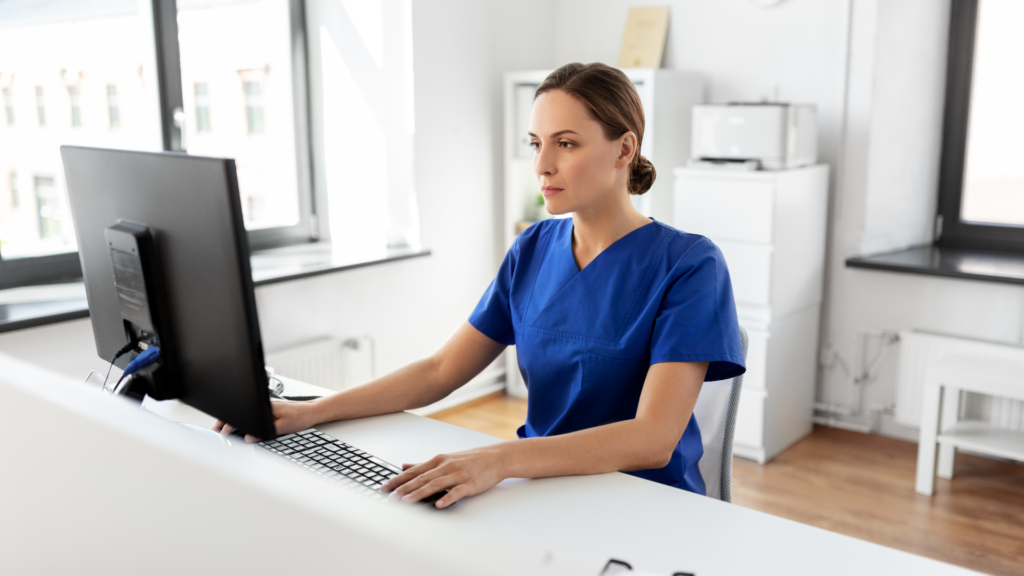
[960,0,1024,227]
[177,0,301,231]
[0,1,163,260]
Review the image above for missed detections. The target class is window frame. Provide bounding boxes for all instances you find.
[936,0,1024,251]
[0,0,319,289]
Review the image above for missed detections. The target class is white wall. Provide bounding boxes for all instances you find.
[554,0,850,198]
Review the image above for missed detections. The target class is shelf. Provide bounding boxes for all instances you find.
[938,420,1024,462]
[846,244,1024,286]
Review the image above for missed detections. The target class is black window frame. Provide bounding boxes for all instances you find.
[936,0,1024,252]
[0,0,318,290]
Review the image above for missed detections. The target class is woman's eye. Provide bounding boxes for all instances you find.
[528,141,540,151]
[559,141,574,149]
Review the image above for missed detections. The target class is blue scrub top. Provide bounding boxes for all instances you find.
[469,218,745,495]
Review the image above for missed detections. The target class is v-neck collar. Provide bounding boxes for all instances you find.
[520,218,666,340]
[569,218,657,273]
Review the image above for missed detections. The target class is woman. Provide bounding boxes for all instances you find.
[218,62,745,508]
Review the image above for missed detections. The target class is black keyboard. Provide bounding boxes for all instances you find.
[260,429,403,501]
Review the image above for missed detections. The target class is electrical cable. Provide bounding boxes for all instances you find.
[112,346,162,395]
[101,341,139,394]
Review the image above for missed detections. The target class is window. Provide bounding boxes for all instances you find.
[68,86,81,127]
[2,87,12,126]
[9,172,18,209]
[106,84,120,129]
[937,0,1024,250]
[0,0,412,289]
[34,86,45,127]
[194,82,210,132]
[0,1,163,286]
[243,81,264,134]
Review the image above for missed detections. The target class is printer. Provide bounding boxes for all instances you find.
[690,103,817,170]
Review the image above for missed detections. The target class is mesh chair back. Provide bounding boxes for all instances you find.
[692,326,748,502]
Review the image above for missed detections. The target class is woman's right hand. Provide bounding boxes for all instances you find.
[212,398,321,442]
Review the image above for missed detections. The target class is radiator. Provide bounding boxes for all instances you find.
[896,330,1024,430]
[264,336,373,392]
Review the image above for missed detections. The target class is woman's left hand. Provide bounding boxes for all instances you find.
[380,444,509,509]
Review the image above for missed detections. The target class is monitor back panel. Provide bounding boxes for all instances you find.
[62,146,275,438]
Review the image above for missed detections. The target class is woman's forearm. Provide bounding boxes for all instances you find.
[497,418,679,480]
[307,357,453,424]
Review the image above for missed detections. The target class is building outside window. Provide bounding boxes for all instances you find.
[68,85,81,127]
[243,81,264,134]
[106,84,120,128]
[2,87,12,126]
[194,82,211,132]
[34,86,44,127]
[8,172,17,209]
[0,1,162,280]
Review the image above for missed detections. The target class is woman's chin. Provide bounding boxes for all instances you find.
[543,202,572,217]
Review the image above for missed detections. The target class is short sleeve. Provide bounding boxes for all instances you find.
[468,240,518,346]
[650,238,746,382]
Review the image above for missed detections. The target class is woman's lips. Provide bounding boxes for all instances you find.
[541,186,563,197]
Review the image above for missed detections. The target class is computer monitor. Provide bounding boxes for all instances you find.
[61,146,276,439]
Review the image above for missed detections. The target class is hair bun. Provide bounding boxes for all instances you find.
[629,155,656,195]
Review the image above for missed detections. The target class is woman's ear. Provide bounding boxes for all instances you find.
[616,132,638,169]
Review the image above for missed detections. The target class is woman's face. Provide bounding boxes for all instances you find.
[529,89,634,216]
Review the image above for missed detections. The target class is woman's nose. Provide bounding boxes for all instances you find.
[534,146,555,176]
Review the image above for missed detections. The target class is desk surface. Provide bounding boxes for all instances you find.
[148,378,983,576]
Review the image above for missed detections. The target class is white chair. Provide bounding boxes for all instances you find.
[693,326,748,502]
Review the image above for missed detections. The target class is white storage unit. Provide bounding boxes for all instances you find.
[503,69,705,398]
[674,165,829,463]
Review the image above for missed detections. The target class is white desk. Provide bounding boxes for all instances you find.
[215,378,980,576]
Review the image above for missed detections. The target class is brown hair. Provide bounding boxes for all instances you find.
[535,62,655,195]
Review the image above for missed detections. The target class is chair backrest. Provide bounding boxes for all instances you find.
[692,326,748,502]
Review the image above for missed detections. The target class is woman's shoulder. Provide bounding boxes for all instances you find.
[649,220,722,264]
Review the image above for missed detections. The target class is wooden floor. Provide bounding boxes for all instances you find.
[429,393,1024,576]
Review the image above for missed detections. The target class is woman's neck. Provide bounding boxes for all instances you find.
[570,192,651,271]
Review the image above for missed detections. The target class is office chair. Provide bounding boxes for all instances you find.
[692,326,748,502]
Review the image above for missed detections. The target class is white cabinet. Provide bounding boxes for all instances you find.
[675,165,829,463]
[502,69,705,398]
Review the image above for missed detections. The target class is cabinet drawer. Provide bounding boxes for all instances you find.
[717,241,772,307]
[674,177,774,244]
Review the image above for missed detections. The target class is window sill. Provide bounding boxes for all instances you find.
[845,244,1024,286]
[0,243,431,334]
[249,242,431,286]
